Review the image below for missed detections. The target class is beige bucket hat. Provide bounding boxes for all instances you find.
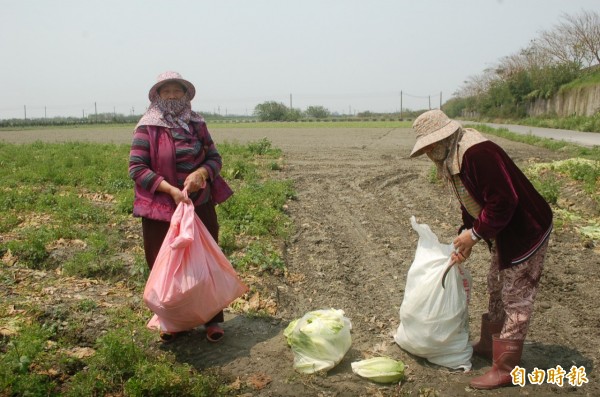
[410,109,461,157]
[148,71,196,101]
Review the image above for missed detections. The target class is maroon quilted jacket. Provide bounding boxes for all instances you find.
[459,141,553,269]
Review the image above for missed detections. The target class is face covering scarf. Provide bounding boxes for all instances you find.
[156,97,193,131]
[136,95,204,132]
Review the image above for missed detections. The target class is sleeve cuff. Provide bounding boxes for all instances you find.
[149,176,164,194]
[471,228,482,241]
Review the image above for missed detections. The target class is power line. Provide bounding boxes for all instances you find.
[1,90,446,119]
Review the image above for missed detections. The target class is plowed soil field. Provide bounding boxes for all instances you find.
[2,125,598,396]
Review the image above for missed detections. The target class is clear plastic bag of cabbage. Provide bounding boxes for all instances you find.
[351,357,405,384]
[283,308,352,374]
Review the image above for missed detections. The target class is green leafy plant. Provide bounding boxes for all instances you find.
[65,327,222,396]
[232,241,285,272]
[530,173,561,205]
[0,134,294,395]
[0,323,56,396]
[247,137,274,155]
[427,165,440,184]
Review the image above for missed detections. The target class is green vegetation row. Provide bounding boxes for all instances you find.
[210,120,413,129]
[251,102,422,122]
[0,117,416,129]
[0,137,294,395]
[4,113,600,134]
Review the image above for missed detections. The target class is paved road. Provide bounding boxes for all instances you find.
[461,121,600,148]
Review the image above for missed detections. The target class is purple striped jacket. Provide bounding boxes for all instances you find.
[129,121,222,222]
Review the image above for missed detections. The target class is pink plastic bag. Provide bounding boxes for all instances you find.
[143,196,248,333]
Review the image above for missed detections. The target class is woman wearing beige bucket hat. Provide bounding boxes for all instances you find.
[410,109,553,389]
[129,71,233,343]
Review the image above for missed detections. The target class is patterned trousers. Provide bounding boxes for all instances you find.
[486,239,549,340]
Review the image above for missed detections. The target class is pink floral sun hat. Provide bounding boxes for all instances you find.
[148,71,196,102]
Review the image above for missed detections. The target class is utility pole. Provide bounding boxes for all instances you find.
[44,106,47,119]
[95,102,97,119]
[428,96,431,110]
[400,91,403,120]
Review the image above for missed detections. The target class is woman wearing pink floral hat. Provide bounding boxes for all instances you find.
[129,71,232,343]
[410,109,553,389]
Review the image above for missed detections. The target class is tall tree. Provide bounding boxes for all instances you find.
[305,106,330,119]
[562,10,600,65]
[254,101,288,121]
[536,10,600,67]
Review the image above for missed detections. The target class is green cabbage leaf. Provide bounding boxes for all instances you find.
[351,357,405,384]
[283,308,352,374]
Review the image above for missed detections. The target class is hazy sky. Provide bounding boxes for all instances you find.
[1,0,598,119]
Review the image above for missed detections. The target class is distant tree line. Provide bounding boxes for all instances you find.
[0,111,253,128]
[252,102,424,121]
[0,106,430,127]
[253,102,330,121]
[444,9,600,119]
[0,113,142,128]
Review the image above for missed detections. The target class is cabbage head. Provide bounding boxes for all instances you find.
[351,357,405,384]
[283,308,352,374]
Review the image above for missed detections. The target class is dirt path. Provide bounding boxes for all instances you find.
[162,127,597,396]
[2,126,598,396]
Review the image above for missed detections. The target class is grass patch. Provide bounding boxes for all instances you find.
[0,120,412,135]
[560,69,600,91]
[231,240,286,272]
[526,157,600,210]
[0,136,294,395]
[65,327,209,396]
[0,323,56,396]
[219,180,295,238]
[0,321,225,397]
[0,137,293,277]
[514,114,600,133]
[529,172,562,205]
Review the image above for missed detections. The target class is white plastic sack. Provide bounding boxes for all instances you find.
[284,309,352,374]
[394,216,473,371]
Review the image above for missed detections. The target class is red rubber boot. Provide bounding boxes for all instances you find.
[470,335,524,390]
[472,313,504,360]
